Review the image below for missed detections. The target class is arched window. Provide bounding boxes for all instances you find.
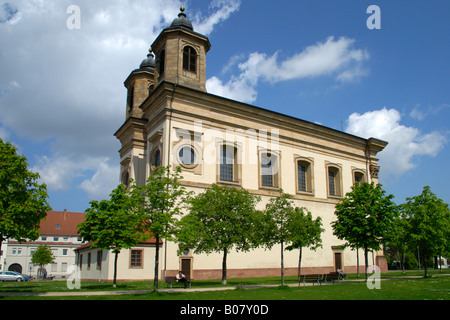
[159,49,165,76]
[183,46,197,73]
[327,165,342,197]
[353,170,366,186]
[220,145,235,182]
[260,152,279,188]
[296,158,313,193]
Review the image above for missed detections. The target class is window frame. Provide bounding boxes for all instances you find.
[130,249,144,269]
[352,169,366,186]
[259,150,280,189]
[326,163,342,198]
[182,45,197,74]
[217,142,241,186]
[295,157,314,195]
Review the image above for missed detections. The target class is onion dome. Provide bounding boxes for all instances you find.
[139,47,155,71]
[170,6,193,31]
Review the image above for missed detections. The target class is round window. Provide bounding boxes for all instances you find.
[179,146,195,166]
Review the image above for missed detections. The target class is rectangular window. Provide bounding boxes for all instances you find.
[329,170,336,196]
[62,249,68,256]
[97,250,102,270]
[130,250,143,268]
[61,263,68,273]
[261,156,273,187]
[220,146,234,182]
[298,163,307,192]
[87,252,91,270]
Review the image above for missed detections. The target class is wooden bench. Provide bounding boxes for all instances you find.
[299,274,324,287]
[165,276,191,289]
[324,272,341,284]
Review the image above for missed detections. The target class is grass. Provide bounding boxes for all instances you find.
[1,269,449,300]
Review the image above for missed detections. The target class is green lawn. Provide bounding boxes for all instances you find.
[1,270,449,300]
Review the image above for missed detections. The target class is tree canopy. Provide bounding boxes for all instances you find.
[78,184,147,287]
[0,138,51,256]
[331,182,397,279]
[130,166,188,289]
[399,186,449,277]
[261,192,323,284]
[176,184,261,285]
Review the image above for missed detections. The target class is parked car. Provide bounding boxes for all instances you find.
[0,271,27,282]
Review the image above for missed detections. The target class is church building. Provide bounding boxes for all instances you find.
[78,7,388,282]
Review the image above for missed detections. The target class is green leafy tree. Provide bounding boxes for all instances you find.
[261,192,322,285]
[176,184,261,285]
[331,182,397,279]
[285,207,324,280]
[77,184,147,287]
[31,245,54,279]
[0,138,51,257]
[385,214,411,273]
[400,186,449,277]
[130,166,187,289]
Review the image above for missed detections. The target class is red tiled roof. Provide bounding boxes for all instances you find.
[39,210,86,236]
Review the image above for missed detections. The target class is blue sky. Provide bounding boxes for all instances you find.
[0,0,449,212]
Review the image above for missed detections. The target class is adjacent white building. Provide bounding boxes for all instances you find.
[3,210,85,279]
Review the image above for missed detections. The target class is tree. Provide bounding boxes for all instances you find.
[331,182,397,279]
[176,184,261,285]
[0,138,51,258]
[285,207,324,280]
[130,166,187,289]
[261,192,321,285]
[31,245,54,279]
[77,184,147,287]
[400,186,449,277]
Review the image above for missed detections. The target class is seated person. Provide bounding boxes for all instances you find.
[337,268,347,279]
[176,271,190,288]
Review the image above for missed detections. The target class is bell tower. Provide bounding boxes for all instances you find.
[151,6,211,92]
[123,49,155,119]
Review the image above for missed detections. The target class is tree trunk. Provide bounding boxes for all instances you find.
[356,248,360,277]
[222,250,227,285]
[154,235,160,289]
[364,245,369,280]
[297,247,303,281]
[113,251,118,288]
[423,247,428,278]
[281,240,284,285]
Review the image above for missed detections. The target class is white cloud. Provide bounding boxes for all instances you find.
[193,0,241,35]
[410,103,450,121]
[80,161,119,200]
[345,108,447,177]
[207,36,369,103]
[31,153,119,201]
[0,0,237,204]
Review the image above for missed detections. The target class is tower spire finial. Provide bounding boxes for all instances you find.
[179,4,186,18]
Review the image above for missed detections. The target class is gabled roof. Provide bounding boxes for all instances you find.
[39,210,86,237]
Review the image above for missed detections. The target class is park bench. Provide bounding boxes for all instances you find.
[165,276,191,289]
[299,274,324,286]
[324,272,341,284]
